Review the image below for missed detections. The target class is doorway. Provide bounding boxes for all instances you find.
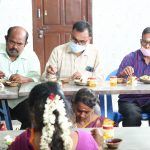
[32,0,92,72]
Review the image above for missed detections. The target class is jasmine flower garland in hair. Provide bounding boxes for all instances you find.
[40,94,73,150]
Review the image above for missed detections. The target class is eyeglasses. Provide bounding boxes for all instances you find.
[71,36,88,45]
[7,39,25,47]
[141,39,150,47]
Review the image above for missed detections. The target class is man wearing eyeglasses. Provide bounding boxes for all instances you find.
[42,21,103,81]
[0,26,40,128]
[117,27,150,126]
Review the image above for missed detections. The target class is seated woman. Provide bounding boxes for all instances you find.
[9,82,102,150]
[73,88,114,128]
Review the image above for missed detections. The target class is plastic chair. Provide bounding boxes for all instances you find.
[99,70,118,117]
[99,95,105,116]
[106,70,150,124]
[105,70,118,120]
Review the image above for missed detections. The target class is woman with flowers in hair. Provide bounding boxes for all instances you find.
[9,82,102,150]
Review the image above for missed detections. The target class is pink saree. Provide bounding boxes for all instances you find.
[9,129,99,150]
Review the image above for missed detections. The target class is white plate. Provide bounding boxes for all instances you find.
[74,81,88,86]
[139,78,150,84]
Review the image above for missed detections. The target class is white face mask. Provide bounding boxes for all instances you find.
[69,41,86,53]
[140,47,150,57]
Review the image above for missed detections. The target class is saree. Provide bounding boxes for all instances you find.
[83,116,105,128]
[9,129,99,150]
[76,130,99,150]
[81,117,116,128]
[9,129,34,150]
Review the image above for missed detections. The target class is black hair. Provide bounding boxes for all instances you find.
[6,26,29,43]
[28,82,72,150]
[72,20,92,37]
[74,88,98,109]
[142,27,150,38]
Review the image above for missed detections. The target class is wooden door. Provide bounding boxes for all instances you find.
[32,0,92,72]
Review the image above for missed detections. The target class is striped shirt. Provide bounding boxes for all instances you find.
[117,49,150,106]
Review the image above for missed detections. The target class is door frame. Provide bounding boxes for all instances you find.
[32,0,92,72]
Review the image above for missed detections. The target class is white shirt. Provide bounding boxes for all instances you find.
[0,43,41,108]
[0,44,40,82]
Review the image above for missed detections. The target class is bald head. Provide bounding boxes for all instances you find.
[6,26,29,44]
[5,26,29,59]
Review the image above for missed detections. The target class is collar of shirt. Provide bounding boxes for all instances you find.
[137,49,150,65]
[0,44,28,60]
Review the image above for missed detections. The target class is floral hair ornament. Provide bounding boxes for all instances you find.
[40,94,73,150]
[48,93,55,101]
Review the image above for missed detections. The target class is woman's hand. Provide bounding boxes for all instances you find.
[91,129,103,150]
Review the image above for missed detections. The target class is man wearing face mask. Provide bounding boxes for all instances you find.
[117,27,150,126]
[0,26,40,129]
[42,21,103,81]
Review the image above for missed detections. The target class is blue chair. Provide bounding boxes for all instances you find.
[99,70,118,117]
[106,70,150,125]
[105,70,118,121]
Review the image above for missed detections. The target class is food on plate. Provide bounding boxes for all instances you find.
[117,78,126,84]
[47,75,57,82]
[4,81,19,87]
[4,135,14,145]
[140,75,150,81]
[127,76,137,85]
[60,78,70,84]
[0,78,7,84]
[74,78,88,86]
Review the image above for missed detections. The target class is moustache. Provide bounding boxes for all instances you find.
[7,48,19,57]
[9,48,18,53]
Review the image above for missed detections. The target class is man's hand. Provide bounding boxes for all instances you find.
[120,66,134,77]
[0,71,5,78]
[9,74,33,83]
[72,71,82,79]
[46,65,57,75]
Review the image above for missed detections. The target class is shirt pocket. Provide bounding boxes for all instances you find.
[16,60,28,76]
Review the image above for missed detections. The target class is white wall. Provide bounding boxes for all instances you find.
[93,0,150,77]
[0,0,150,77]
[0,0,33,50]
